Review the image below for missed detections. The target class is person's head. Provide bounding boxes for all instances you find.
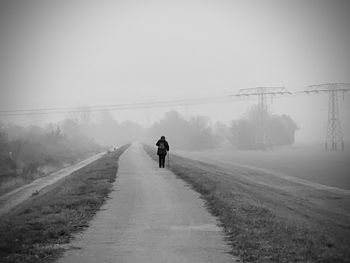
[160,136,165,140]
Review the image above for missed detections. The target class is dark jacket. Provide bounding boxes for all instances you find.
[156,139,169,155]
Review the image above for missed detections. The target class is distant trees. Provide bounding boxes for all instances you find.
[147,111,215,150]
[0,122,101,184]
[229,119,256,149]
[0,105,300,185]
[188,116,215,150]
[85,110,145,146]
[147,109,298,150]
[229,106,299,149]
[212,121,231,147]
[267,114,298,146]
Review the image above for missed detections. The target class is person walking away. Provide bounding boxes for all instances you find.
[156,136,169,168]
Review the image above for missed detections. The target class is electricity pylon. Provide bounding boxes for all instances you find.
[303,83,350,151]
[232,87,291,149]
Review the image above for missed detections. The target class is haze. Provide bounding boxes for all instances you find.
[1,0,350,143]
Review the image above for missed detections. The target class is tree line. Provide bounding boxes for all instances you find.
[146,108,298,150]
[0,121,101,189]
[81,107,298,150]
[0,105,298,189]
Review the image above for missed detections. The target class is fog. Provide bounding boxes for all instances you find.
[2,4,350,261]
[1,0,350,144]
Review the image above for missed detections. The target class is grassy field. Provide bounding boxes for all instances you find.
[144,144,350,262]
[0,153,100,197]
[0,144,129,263]
[175,144,350,190]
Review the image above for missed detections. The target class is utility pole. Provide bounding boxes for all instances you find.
[232,87,291,149]
[303,83,350,151]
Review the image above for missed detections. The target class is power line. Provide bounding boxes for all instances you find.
[0,95,236,116]
[230,87,291,149]
[299,83,350,151]
[2,85,349,152]
[0,87,347,118]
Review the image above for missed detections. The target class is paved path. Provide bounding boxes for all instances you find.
[0,152,106,216]
[58,143,235,263]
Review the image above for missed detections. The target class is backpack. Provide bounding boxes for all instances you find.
[157,141,167,155]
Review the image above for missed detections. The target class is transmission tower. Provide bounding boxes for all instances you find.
[303,83,350,151]
[232,87,291,149]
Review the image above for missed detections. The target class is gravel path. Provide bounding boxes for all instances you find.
[57,143,235,263]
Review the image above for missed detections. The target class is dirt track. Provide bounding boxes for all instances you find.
[57,143,235,263]
[0,152,106,216]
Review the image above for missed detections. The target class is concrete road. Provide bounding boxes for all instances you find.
[0,152,106,216]
[57,143,235,263]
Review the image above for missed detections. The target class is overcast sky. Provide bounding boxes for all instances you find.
[0,0,349,142]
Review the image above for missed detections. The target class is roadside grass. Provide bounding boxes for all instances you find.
[144,144,350,263]
[0,176,28,196]
[0,158,98,197]
[0,144,130,263]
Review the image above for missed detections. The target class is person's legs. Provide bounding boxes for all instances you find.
[161,155,165,168]
[158,155,162,168]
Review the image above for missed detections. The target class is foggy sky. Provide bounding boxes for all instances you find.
[0,0,350,142]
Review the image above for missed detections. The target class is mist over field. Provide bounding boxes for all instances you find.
[1,1,350,262]
[0,0,350,193]
[1,0,350,138]
[2,107,349,191]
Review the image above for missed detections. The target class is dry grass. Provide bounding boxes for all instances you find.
[0,177,28,196]
[144,144,350,263]
[1,162,79,196]
[0,144,130,263]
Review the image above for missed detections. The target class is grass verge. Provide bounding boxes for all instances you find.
[0,144,130,263]
[144,144,350,263]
